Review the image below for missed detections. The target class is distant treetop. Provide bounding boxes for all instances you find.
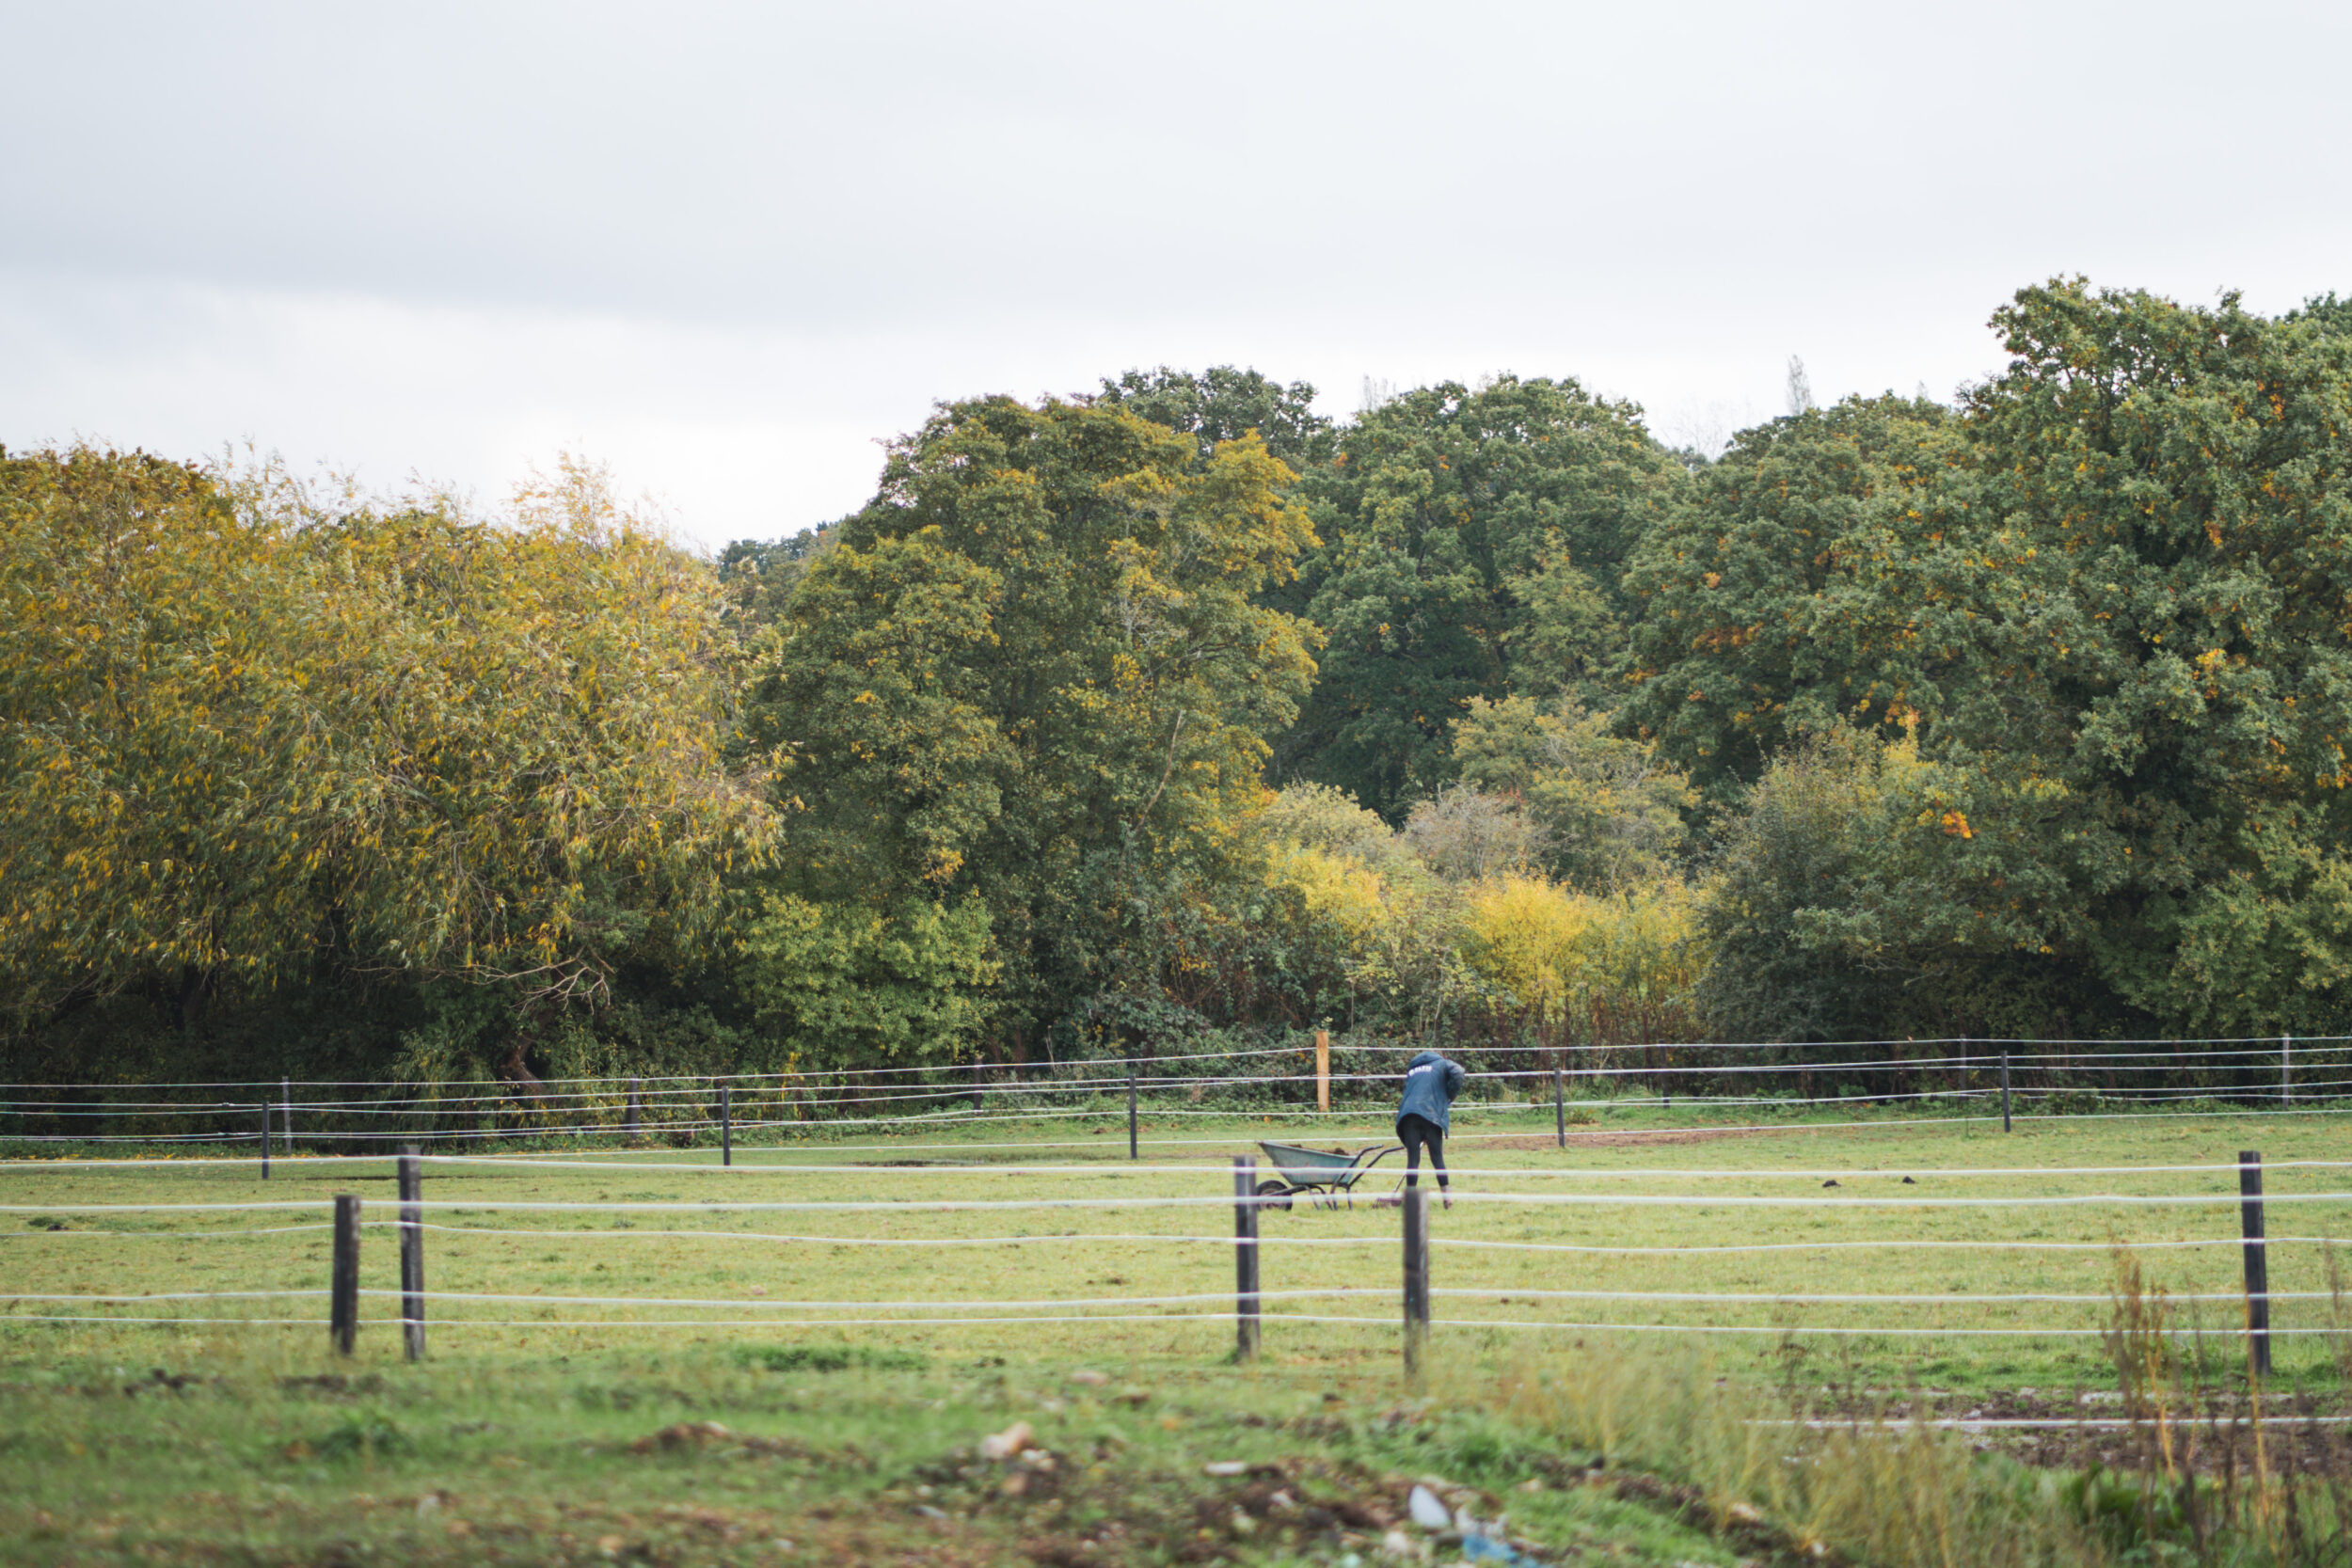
[1094,365,1334,471]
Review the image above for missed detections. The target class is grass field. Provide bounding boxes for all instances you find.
[5,1101,2349,1564]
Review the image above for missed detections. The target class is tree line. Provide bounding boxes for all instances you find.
[6,278,2350,1088]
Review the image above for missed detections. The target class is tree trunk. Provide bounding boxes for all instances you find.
[501,1016,548,1099]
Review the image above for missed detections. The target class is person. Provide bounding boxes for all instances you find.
[1382,1048,1467,1209]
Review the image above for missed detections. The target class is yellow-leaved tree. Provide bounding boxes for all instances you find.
[0,446,773,1082]
[1459,875,1702,1059]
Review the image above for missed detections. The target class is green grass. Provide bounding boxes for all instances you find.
[3,1101,2345,1562]
[3,1339,1824,1566]
[5,1102,2343,1391]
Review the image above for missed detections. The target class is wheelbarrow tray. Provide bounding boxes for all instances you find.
[1254,1140,1401,1209]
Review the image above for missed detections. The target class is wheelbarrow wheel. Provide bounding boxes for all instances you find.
[1254,1179,1295,1212]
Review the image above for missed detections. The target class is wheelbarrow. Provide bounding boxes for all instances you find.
[1252,1140,1404,1211]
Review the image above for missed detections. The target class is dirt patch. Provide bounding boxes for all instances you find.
[898,1417,1841,1567]
[627,1420,855,1463]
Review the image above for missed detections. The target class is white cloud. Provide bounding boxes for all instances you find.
[4,1,2347,547]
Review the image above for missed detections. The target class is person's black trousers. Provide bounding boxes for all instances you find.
[1398,1112,1447,1190]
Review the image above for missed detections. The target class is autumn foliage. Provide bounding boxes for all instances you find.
[9,280,2352,1084]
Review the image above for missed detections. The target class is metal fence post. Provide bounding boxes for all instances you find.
[258,1103,270,1180]
[2283,1034,2293,1105]
[330,1195,361,1357]
[1402,1185,1430,1381]
[1999,1050,2012,1134]
[720,1085,732,1166]
[1233,1157,1261,1363]
[398,1147,424,1362]
[2241,1150,2272,1378]
[1554,1059,1566,1148]
[281,1077,293,1155]
[1127,1072,1138,1161]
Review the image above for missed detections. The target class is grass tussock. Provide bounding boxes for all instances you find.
[1499,1340,2106,1568]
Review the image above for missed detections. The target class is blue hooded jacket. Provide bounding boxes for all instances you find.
[1396,1050,1468,1133]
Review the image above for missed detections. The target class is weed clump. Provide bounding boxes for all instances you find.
[313,1413,408,1462]
[735,1344,927,1374]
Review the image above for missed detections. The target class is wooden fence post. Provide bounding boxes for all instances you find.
[1127,1072,1138,1161]
[330,1194,360,1357]
[258,1103,270,1180]
[398,1147,424,1363]
[281,1077,293,1154]
[971,1061,984,1113]
[1232,1157,1260,1363]
[1315,1029,1330,1116]
[2241,1150,2272,1378]
[625,1078,642,1142]
[1999,1049,2012,1134]
[1402,1184,1429,1381]
[2283,1035,2293,1105]
[719,1085,732,1166]
[1554,1058,1566,1148]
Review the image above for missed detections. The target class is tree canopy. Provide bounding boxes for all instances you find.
[742,394,1319,1055]
[1620,394,1967,796]
[0,448,772,1053]
[1281,375,1688,817]
[19,277,2352,1083]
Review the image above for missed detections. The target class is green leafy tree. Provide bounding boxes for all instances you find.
[1454,694,1695,894]
[2287,292,2352,334]
[737,892,995,1067]
[1618,394,1968,796]
[1282,376,1686,817]
[716,524,838,636]
[745,395,1319,1054]
[1927,280,2352,1037]
[1691,731,2076,1043]
[1095,366,1334,471]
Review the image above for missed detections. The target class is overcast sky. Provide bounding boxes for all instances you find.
[6,1,2348,551]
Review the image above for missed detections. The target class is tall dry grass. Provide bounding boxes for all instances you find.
[1495,1339,2106,1568]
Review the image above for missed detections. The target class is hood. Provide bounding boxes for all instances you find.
[1407,1050,1444,1069]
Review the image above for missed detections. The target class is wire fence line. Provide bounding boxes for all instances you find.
[16,1151,2352,1180]
[8,1285,2348,1308]
[6,1034,2342,1153]
[27,1222,2352,1258]
[16,1098,2352,1165]
[7,1090,2347,1148]
[2,1157,2336,1363]
[15,1311,2347,1339]
[14,1188,2352,1213]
